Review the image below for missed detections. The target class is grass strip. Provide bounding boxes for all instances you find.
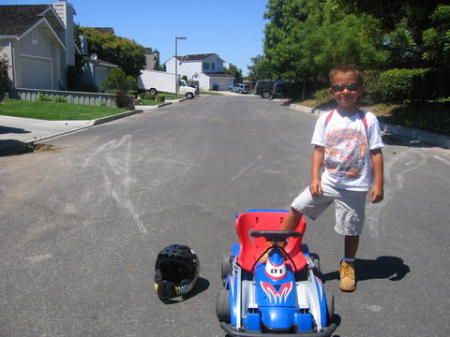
[0,99,126,120]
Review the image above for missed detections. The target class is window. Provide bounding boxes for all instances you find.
[203,63,209,70]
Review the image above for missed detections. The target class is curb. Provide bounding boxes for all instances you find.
[289,103,450,149]
[93,109,143,125]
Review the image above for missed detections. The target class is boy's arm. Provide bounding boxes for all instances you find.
[370,148,384,203]
[310,145,325,197]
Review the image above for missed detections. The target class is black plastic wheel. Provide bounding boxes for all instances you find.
[216,289,230,322]
[186,92,194,99]
[221,254,231,282]
[327,292,335,324]
[149,88,157,96]
[262,90,271,98]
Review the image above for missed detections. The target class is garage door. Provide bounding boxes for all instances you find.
[18,56,52,89]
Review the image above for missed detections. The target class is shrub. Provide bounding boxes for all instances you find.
[156,94,165,103]
[54,96,67,103]
[373,68,432,104]
[0,56,8,103]
[115,90,134,109]
[313,88,331,105]
[102,67,129,91]
[37,94,52,102]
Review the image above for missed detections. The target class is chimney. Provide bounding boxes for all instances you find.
[52,1,76,66]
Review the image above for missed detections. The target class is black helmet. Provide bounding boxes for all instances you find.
[154,244,200,300]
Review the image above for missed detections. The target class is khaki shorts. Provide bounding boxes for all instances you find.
[291,184,368,236]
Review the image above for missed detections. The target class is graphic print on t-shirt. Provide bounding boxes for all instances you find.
[324,127,367,178]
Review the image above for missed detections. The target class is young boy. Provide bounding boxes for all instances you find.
[282,64,384,292]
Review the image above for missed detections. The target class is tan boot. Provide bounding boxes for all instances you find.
[339,261,356,292]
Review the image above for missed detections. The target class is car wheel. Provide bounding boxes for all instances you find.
[262,90,271,99]
[149,88,157,96]
[186,92,194,99]
[216,289,230,322]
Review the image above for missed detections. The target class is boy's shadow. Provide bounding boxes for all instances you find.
[321,256,410,283]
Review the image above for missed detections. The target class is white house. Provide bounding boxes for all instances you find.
[164,53,234,91]
[0,1,116,91]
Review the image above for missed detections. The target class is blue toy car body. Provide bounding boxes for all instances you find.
[216,210,336,336]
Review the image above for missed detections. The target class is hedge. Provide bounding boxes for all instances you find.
[368,68,433,104]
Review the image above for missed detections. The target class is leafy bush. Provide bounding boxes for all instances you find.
[54,96,67,103]
[37,94,52,102]
[313,88,331,105]
[102,67,129,91]
[0,55,9,103]
[156,94,165,103]
[115,90,134,109]
[141,93,155,100]
[372,68,432,104]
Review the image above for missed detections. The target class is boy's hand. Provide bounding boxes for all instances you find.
[370,184,384,203]
[309,179,323,197]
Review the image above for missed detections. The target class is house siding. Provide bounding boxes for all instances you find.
[14,24,64,89]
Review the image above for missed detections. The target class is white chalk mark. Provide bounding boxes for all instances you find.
[433,154,450,166]
[231,155,263,182]
[85,135,148,235]
[27,254,53,264]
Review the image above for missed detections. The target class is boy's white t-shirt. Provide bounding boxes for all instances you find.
[311,109,384,191]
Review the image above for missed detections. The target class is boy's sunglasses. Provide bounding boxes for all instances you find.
[330,83,360,92]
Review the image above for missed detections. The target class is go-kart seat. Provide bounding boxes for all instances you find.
[235,210,307,272]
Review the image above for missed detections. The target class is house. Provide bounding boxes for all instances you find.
[164,53,234,90]
[144,47,160,70]
[0,2,75,90]
[0,1,117,91]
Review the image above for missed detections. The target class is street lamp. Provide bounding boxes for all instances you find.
[175,36,187,96]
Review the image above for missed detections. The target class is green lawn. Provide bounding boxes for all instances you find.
[0,99,126,120]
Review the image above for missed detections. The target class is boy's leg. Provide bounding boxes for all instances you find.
[339,235,359,292]
[344,235,359,259]
[334,189,367,292]
[282,207,303,231]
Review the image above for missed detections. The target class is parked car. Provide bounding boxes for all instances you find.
[256,80,291,98]
[255,80,275,98]
[231,83,250,94]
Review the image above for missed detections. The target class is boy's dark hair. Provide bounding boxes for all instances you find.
[329,64,363,86]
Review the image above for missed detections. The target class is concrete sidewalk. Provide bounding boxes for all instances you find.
[0,100,180,153]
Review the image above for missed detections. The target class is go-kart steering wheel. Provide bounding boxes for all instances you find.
[250,230,302,243]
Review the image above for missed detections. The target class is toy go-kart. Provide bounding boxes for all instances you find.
[216,210,336,336]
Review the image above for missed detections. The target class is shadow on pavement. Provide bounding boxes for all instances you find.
[0,125,31,134]
[0,139,34,156]
[157,277,210,305]
[382,134,435,148]
[322,256,410,283]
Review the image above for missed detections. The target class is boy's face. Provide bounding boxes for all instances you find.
[329,71,363,110]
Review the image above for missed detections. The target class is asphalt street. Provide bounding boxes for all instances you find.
[0,95,449,337]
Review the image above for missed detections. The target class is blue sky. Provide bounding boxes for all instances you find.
[2,0,268,75]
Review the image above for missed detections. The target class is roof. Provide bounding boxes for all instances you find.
[0,5,51,36]
[203,73,234,78]
[177,53,218,61]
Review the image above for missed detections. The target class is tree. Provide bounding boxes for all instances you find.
[225,63,243,83]
[247,55,272,83]
[78,27,146,77]
[0,51,8,103]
